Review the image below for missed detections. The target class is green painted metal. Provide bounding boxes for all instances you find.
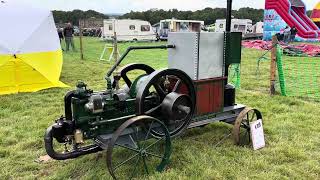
[71,83,157,139]
[225,32,242,66]
[129,74,148,98]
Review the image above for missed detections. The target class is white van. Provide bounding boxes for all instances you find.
[102,19,157,41]
[215,19,252,34]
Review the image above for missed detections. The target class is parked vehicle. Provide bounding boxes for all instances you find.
[158,19,204,40]
[206,24,216,32]
[242,21,264,39]
[73,26,80,36]
[152,22,160,33]
[215,19,252,34]
[249,21,264,34]
[102,19,157,41]
[214,19,263,39]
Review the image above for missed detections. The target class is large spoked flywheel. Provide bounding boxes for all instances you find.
[136,69,196,138]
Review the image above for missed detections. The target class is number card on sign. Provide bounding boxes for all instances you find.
[250,119,265,150]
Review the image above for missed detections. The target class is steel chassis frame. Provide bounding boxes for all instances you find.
[94,104,245,149]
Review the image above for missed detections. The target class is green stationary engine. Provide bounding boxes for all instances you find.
[66,66,156,139]
[44,2,263,179]
[45,57,196,166]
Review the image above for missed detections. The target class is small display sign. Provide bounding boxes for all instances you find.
[250,119,265,150]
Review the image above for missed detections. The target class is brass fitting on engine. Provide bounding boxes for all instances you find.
[74,129,84,144]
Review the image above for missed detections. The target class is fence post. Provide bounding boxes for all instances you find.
[79,19,84,60]
[113,32,119,61]
[270,35,278,95]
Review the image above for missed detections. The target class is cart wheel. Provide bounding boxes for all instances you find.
[106,115,171,180]
[233,108,262,146]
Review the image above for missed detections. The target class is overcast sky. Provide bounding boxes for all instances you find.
[16,0,318,13]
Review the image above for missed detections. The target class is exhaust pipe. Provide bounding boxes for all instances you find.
[224,0,233,85]
[226,0,232,33]
[44,125,102,160]
[64,90,77,121]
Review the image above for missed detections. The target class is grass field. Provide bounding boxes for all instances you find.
[1,37,320,179]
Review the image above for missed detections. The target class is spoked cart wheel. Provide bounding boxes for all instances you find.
[233,108,263,146]
[106,115,171,180]
[136,69,196,138]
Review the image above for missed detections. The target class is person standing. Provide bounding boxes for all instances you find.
[63,23,76,51]
[57,28,64,51]
[283,26,291,43]
[290,26,298,42]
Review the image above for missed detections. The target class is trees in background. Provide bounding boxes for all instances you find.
[52,8,312,26]
[307,10,312,17]
[53,10,108,26]
[120,8,264,25]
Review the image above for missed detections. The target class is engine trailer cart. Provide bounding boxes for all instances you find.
[44,1,263,179]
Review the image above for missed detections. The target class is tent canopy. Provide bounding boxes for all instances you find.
[0,1,67,95]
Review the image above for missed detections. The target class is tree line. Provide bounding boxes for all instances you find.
[120,8,265,25]
[52,8,314,26]
[52,10,109,26]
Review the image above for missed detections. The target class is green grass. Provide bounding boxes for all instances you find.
[1,37,320,179]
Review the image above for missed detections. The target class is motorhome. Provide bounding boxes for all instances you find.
[102,19,157,41]
[215,19,252,34]
[159,19,204,40]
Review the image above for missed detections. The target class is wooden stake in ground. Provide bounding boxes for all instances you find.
[79,19,84,60]
[113,31,119,61]
[270,35,278,95]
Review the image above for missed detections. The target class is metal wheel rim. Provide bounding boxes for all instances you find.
[233,107,263,146]
[106,115,171,180]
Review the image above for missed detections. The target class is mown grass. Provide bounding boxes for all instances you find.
[1,37,320,179]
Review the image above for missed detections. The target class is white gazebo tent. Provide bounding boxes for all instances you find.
[0,1,67,95]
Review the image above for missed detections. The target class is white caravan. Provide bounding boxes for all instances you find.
[249,21,264,34]
[103,19,157,41]
[159,19,204,40]
[215,19,252,34]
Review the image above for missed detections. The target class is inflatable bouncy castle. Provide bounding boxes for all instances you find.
[311,2,320,28]
[264,0,320,42]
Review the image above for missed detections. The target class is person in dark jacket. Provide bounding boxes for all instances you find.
[290,26,298,42]
[57,28,64,51]
[63,23,76,51]
[283,26,291,43]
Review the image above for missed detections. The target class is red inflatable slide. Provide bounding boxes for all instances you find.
[266,0,320,39]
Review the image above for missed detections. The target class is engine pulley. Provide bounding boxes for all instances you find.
[161,92,192,121]
[136,68,196,137]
